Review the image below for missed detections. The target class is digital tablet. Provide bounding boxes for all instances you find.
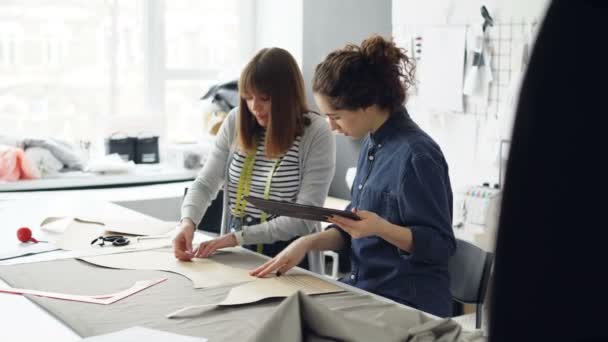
[244,196,360,222]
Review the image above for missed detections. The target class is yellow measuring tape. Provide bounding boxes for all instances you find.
[233,147,281,254]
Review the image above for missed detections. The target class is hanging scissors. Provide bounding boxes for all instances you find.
[481,6,494,32]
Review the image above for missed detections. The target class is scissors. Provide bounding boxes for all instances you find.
[90,235,130,247]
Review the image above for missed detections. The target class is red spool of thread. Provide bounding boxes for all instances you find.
[17,227,39,243]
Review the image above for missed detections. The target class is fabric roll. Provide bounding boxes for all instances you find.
[249,291,485,342]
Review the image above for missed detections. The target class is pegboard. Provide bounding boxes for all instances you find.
[394,19,538,118]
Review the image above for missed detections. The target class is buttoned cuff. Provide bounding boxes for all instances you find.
[233,230,245,246]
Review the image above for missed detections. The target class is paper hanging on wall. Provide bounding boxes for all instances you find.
[417,26,466,112]
[0,278,166,304]
[166,274,345,318]
[80,250,255,289]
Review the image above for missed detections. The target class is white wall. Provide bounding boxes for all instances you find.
[301,0,392,110]
[252,0,549,205]
[393,0,549,193]
[254,0,392,111]
[253,0,303,65]
[393,0,548,25]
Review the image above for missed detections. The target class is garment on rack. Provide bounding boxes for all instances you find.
[25,147,64,177]
[0,145,40,181]
[23,138,84,170]
[0,135,85,171]
[463,21,493,107]
[200,80,239,112]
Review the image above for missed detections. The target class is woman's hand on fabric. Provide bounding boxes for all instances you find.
[173,220,196,261]
[328,208,387,239]
[194,233,237,258]
[249,237,310,278]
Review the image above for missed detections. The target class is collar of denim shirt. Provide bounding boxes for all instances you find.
[369,106,416,146]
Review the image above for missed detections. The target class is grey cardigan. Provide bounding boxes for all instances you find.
[181,107,336,245]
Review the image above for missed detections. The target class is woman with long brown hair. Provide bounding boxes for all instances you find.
[173,48,335,270]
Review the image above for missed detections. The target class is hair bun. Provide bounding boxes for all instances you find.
[313,34,415,111]
[361,35,401,66]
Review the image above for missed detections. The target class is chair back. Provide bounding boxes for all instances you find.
[183,187,224,234]
[449,238,494,305]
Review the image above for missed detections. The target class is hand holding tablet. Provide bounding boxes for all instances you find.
[244,196,360,222]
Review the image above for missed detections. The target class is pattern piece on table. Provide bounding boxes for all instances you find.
[41,217,174,251]
[80,250,255,289]
[166,274,345,318]
[43,216,177,236]
[0,278,166,305]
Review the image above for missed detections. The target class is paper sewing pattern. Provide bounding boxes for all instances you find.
[0,278,166,304]
[166,274,345,318]
[0,242,60,261]
[44,217,105,251]
[97,218,176,236]
[0,231,213,266]
[41,217,173,252]
[220,274,345,305]
[80,250,255,289]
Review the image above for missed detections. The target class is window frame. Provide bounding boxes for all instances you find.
[0,0,254,145]
[116,0,254,138]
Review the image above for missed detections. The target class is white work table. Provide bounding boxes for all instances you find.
[0,199,157,341]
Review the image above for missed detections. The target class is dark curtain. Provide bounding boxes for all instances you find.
[490,1,608,341]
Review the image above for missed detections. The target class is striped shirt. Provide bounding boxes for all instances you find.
[227,131,301,219]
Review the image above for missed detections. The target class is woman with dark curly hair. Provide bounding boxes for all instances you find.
[251,35,455,318]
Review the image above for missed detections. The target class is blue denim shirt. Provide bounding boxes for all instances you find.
[334,106,455,318]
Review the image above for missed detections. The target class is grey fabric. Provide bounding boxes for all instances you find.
[250,292,485,342]
[0,248,469,341]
